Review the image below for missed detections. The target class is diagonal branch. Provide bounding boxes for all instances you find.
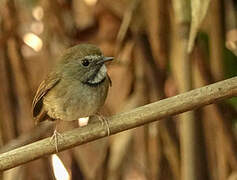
[0,76,237,171]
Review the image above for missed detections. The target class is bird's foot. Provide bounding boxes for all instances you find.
[50,129,63,152]
[95,115,110,136]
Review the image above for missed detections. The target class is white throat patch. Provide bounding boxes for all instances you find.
[87,64,107,84]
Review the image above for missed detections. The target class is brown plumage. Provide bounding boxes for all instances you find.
[32,44,113,125]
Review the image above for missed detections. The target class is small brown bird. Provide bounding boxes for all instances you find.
[32,44,113,150]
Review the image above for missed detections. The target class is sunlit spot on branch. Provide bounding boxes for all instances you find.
[84,0,97,6]
[32,6,44,21]
[51,154,70,180]
[23,33,43,52]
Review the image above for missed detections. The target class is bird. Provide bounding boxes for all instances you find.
[32,44,113,151]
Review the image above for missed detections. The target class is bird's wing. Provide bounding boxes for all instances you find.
[32,72,60,123]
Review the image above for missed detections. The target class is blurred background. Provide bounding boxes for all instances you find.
[0,0,237,179]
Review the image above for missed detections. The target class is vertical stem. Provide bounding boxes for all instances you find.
[171,1,206,179]
[208,0,225,81]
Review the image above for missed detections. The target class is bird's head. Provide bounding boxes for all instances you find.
[58,44,113,85]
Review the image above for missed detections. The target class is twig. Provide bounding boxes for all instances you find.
[0,123,53,154]
[0,76,236,171]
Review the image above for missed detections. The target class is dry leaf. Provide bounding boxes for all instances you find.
[226,29,237,56]
[188,0,211,53]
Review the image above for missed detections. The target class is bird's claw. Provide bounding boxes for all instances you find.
[50,130,63,152]
[96,115,110,136]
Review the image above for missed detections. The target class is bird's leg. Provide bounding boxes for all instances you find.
[94,114,110,136]
[50,119,63,152]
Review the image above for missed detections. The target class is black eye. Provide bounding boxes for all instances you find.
[82,59,90,66]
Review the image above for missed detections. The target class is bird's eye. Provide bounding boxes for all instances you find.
[82,59,90,66]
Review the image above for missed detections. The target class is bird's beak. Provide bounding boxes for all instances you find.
[97,57,114,64]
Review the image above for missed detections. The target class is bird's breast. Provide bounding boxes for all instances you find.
[43,76,109,121]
